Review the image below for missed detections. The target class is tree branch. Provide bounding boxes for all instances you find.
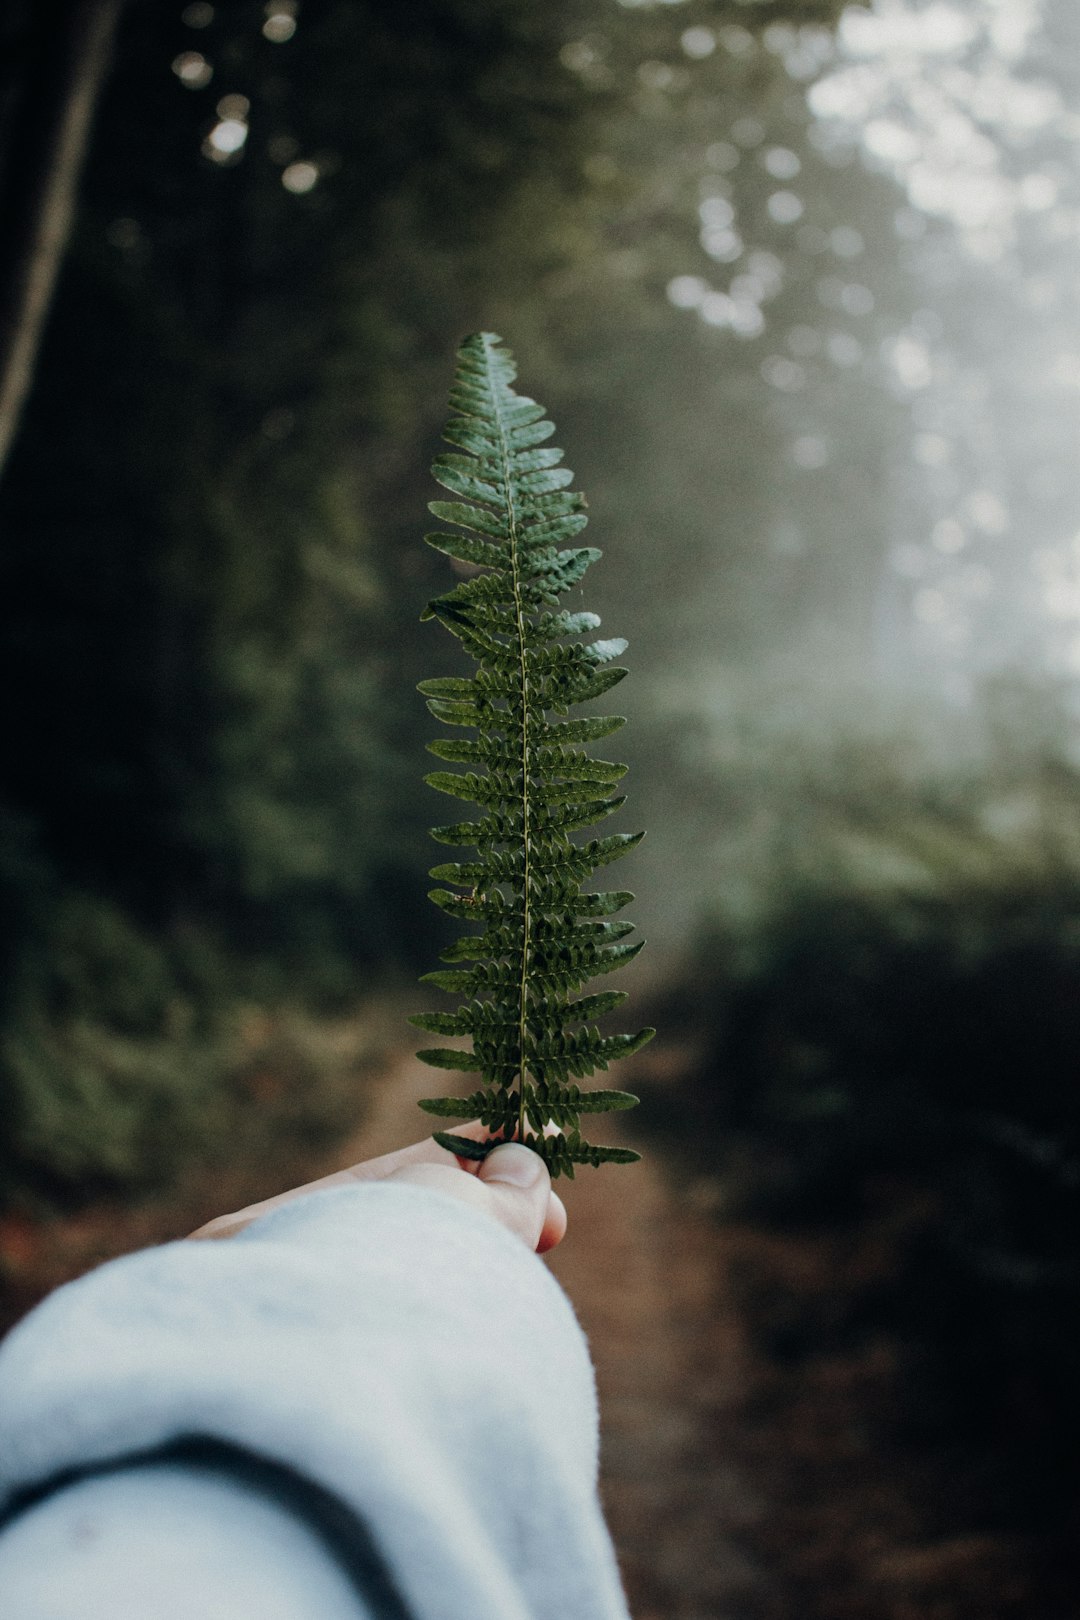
[0,0,125,485]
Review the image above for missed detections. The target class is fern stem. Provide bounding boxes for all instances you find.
[484,334,532,1143]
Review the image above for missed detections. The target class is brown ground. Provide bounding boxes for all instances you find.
[1,1035,1077,1618]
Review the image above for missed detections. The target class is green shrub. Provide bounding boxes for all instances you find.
[666,758,1080,1504]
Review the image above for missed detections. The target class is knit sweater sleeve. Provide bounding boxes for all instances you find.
[0,1182,631,1620]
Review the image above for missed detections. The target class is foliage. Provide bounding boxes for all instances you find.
[0,0,887,1199]
[655,753,1080,1487]
[0,852,368,1202]
[410,334,653,1177]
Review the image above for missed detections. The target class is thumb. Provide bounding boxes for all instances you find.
[478,1142,552,1250]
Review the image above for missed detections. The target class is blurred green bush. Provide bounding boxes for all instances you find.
[0,807,387,1205]
[1,0,862,1207]
[658,729,1080,1508]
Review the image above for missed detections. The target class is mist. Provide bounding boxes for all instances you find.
[2,4,1079,1608]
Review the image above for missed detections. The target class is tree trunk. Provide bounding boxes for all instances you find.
[0,0,125,485]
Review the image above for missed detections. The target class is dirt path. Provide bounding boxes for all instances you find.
[340,1052,771,1616]
[548,1137,768,1619]
[346,1055,1072,1620]
[325,1048,765,1617]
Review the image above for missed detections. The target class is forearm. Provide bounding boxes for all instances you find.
[0,1182,629,1619]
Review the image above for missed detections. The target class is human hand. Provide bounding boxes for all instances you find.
[188,1122,568,1253]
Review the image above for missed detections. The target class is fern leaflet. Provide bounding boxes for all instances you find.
[411,332,653,1178]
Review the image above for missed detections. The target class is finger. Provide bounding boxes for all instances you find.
[536,1189,568,1254]
[384,1154,568,1252]
[475,1142,553,1250]
[347,1119,495,1183]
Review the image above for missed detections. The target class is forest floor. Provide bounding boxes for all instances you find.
[0,1025,1076,1619]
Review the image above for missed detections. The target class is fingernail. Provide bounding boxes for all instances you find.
[482,1143,546,1188]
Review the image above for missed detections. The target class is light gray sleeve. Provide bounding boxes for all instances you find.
[0,1462,378,1620]
[0,1182,631,1620]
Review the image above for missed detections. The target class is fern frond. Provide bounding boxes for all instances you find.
[414,333,653,1177]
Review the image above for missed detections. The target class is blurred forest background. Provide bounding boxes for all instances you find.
[2,0,1080,1611]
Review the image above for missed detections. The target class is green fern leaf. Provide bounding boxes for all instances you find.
[413,333,653,1178]
[432,1132,491,1161]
